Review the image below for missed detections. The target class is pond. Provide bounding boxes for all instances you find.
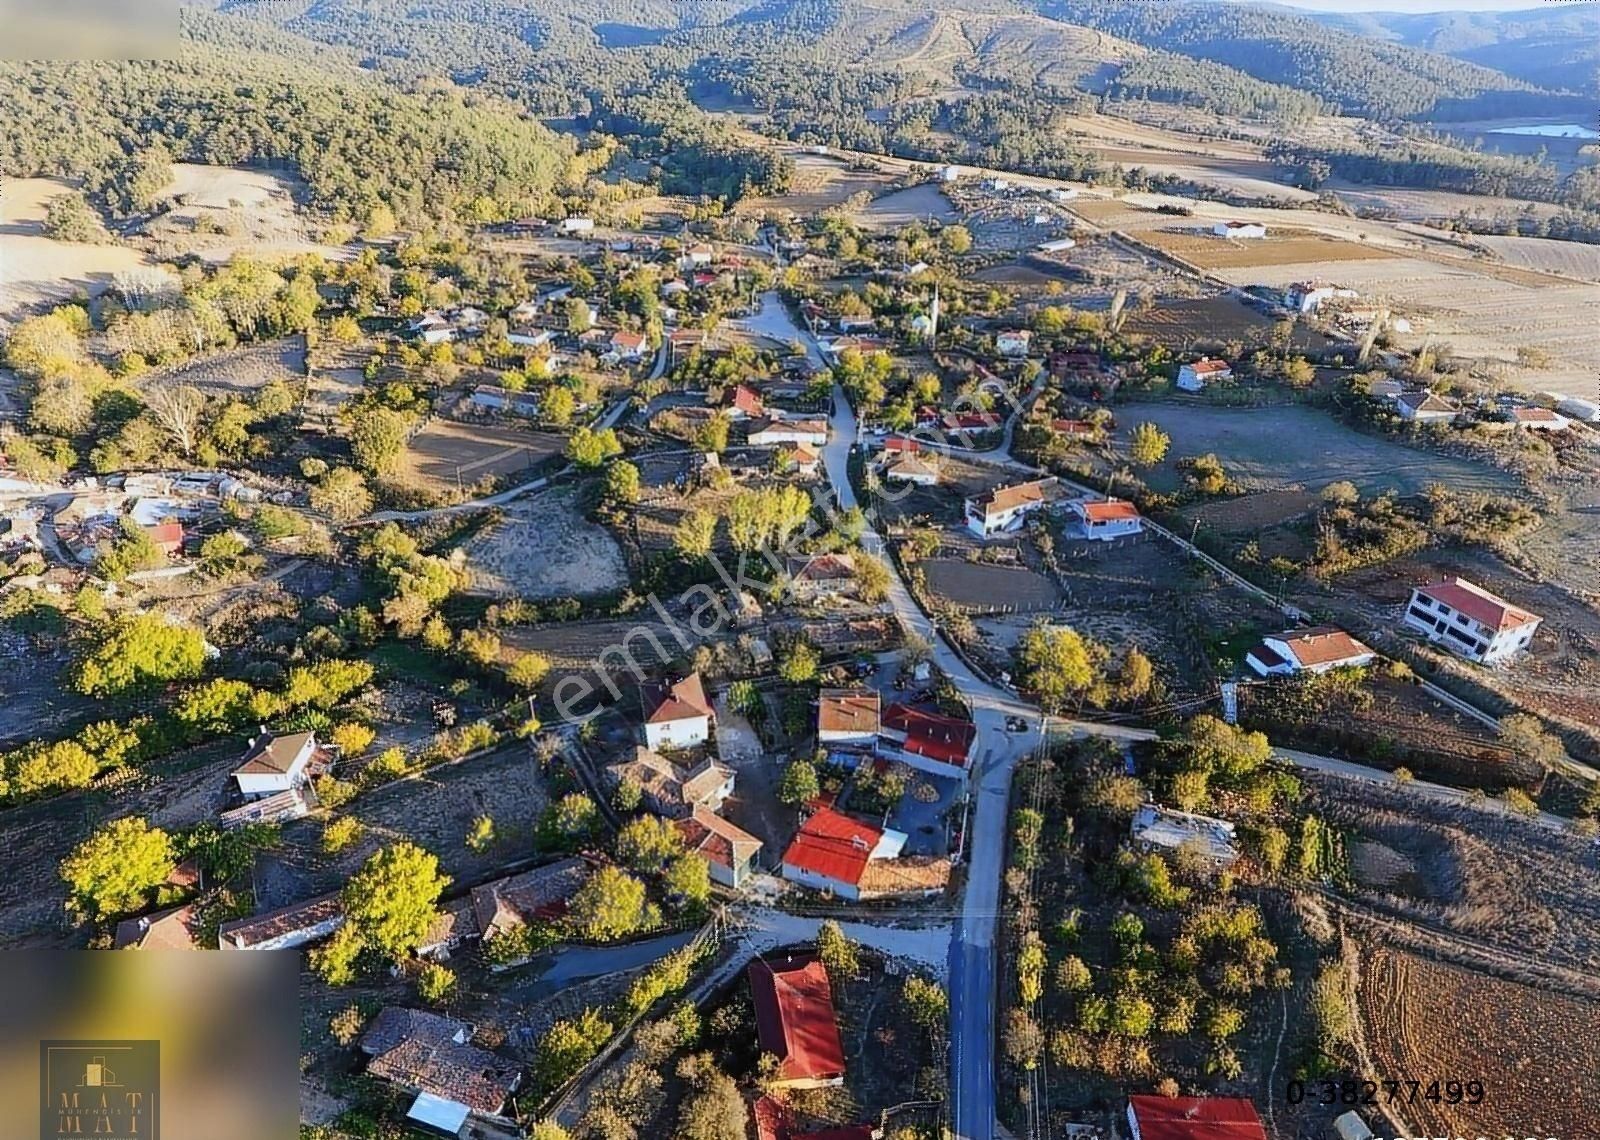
[1486,123,1600,139]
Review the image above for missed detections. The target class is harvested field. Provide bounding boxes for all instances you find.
[736,153,896,215]
[1469,233,1600,282]
[463,486,628,599]
[1220,254,1600,397]
[401,419,565,492]
[141,164,343,264]
[1120,294,1335,352]
[1308,775,1600,969]
[1114,405,1513,497]
[0,177,150,320]
[1356,941,1600,1138]
[139,337,305,397]
[856,183,957,227]
[922,558,1063,612]
[1183,487,1318,533]
[1137,226,1399,270]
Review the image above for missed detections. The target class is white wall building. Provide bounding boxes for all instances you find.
[231,729,320,800]
[1246,627,1376,676]
[1403,578,1541,664]
[1065,497,1143,542]
[1213,220,1267,239]
[1177,357,1232,392]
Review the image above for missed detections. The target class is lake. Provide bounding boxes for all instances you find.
[1487,123,1599,139]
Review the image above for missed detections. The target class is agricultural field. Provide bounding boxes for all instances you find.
[0,176,150,321]
[1466,233,1600,282]
[1136,226,1400,271]
[854,182,958,228]
[1119,294,1336,353]
[140,163,343,264]
[138,336,306,397]
[1356,941,1600,1138]
[735,153,897,216]
[921,558,1063,614]
[1116,405,1515,498]
[401,418,566,494]
[873,452,1005,528]
[1219,254,1600,398]
[463,486,630,600]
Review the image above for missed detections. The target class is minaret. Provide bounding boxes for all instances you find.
[929,281,940,346]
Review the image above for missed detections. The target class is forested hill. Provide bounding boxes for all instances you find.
[1310,3,1600,98]
[0,9,573,226]
[1032,0,1592,121]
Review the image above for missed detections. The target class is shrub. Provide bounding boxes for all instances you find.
[322,816,364,854]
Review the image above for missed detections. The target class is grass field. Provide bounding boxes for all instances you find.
[735,153,896,215]
[923,558,1063,611]
[1117,405,1514,498]
[856,183,958,228]
[402,419,566,492]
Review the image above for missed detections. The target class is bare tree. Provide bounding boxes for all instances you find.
[145,384,208,457]
[112,266,181,312]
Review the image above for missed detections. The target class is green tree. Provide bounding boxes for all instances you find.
[322,816,364,854]
[902,974,949,1030]
[616,815,685,872]
[676,1068,745,1140]
[1128,422,1171,467]
[342,842,449,960]
[941,225,973,254]
[1054,955,1092,994]
[311,923,365,986]
[604,460,641,504]
[568,866,657,942]
[664,853,711,910]
[778,759,820,806]
[72,613,206,697]
[60,817,175,921]
[416,962,457,1005]
[816,920,861,978]
[544,386,577,427]
[310,467,373,522]
[778,641,820,685]
[466,814,497,854]
[566,426,623,468]
[673,510,717,558]
[506,651,551,691]
[349,407,411,476]
[1016,621,1105,711]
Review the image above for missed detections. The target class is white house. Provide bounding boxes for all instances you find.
[408,313,456,345]
[1213,220,1267,239]
[817,689,881,747]
[937,165,961,183]
[605,329,649,363]
[676,807,763,889]
[469,385,540,417]
[641,673,715,751]
[1036,237,1077,254]
[880,453,941,486]
[965,477,1056,538]
[1177,357,1232,392]
[559,217,594,234]
[1403,577,1541,664]
[780,806,909,901]
[1396,390,1458,423]
[877,703,976,779]
[1131,804,1239,866]
[681,242,715,267]
[1246,627,1376,676]
[748,418,829,447]
[1048,187,1078,202]
[231,729,323,800]
[996,329,1032,358]
[218,892,344,951]
[507,326,555,349]
[1556,396,1600,423]
[1065,497,1143,542]
[1509,406,1569,431]
[1286,281,1358,314]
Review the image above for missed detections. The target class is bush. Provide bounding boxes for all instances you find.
[329,722,376,757]
[416,962,457,1005]
[322,816,364,854]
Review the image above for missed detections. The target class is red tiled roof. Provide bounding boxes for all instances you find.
[145,522,184,551]
[728,384,766,416]
[1416,577,1538,633]
[748,955,846,1083]
[794,1128,877,1140]
[884,436,921,454]
[754,1095,789,1140]
[782,806,883,887]
[1511,406,1561,423]
[676,806,762,871]
[1053,418,1094,434]
[642,674,714,724]
[114,904,202,950]
[882,704,976,767]
[1079,499,1140,523]
[1128,1095,1267,1140]
[1188,357,1231,375]
[1274,626,1372,668]
[818,689,880,735]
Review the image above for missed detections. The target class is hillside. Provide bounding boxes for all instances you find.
[0,10,573,225]
[1311,3,1600,98]
[1032,0,1591,120]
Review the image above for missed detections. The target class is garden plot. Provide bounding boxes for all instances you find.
[463,486,629,600]
[736,153,897,215]
[1112,405,1514,497]
[401,419,566,494]
[1118,293,1336,352]
[922,559,1062,614]
[854,182,958,228]
[138,337,305,397]
[1137,226,1399,271]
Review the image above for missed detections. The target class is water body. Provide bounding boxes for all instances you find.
[1487,124,1599,139]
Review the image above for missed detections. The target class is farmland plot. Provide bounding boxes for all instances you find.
[1357,942,1600,1139]
[0,177,150,320]
[1138,226,1399,270]
[402,419,566,493]
[463,486,629,599]
[1119,294,1335,352]
[1113,405,1514,498]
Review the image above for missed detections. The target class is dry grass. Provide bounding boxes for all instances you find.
[463,486,629,600]
[1138,227,1399,270]
[0,177,150,320]
[401,419,566,492]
